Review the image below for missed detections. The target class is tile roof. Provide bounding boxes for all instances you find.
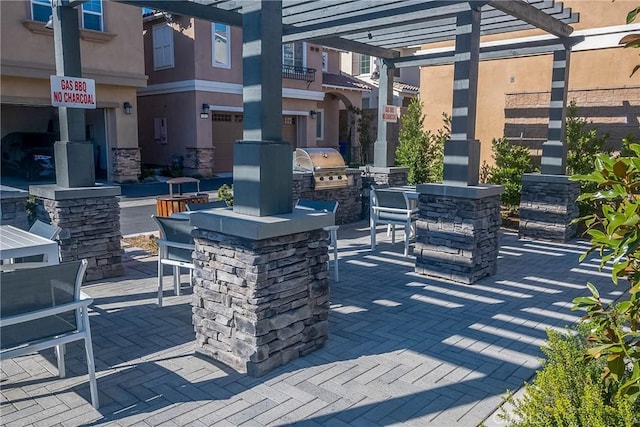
[322,73,372,91]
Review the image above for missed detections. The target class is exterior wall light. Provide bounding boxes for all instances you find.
[123,102,133,115]
[309,110,317,119]
[201,103,210,119]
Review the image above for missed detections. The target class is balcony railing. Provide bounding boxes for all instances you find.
[282,65,316,83]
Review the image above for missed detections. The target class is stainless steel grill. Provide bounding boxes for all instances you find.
[293,148,351,189]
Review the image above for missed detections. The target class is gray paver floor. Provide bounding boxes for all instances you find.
[1,221,616,426]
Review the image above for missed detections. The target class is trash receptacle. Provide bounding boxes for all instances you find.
[156,177,209,217]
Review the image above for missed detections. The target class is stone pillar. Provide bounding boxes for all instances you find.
[360,166,408,220]
[519,173,580,242]
[0,186,29,230]
[30,185,123,281]
[189,208,333,377]
[111,147,141,183]
[414,184,503,284]
[185,147,215,177]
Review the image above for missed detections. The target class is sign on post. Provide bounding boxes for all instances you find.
[382,105,398,123]
[50,75,96,109]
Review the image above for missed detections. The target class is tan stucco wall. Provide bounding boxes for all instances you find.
[143,16,197,84]
[1,1,145,79]
[420,1,640,165]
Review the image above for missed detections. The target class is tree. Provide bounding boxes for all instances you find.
[348,106,374,165]
[395,98,449,184]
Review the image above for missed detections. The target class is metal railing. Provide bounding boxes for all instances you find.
[282,65,316,83]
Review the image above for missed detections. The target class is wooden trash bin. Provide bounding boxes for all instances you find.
[156,177,209,217]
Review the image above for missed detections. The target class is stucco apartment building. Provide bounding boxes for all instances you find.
[138,12,370,176]
[0,0,146,183]
[417,0,640,166]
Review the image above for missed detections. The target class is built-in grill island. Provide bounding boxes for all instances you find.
[292,148,362,224]
[294,148,351,189]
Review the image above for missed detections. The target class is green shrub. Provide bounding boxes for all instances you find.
[486,137,538,212]
[395,98,449,184]
[217,184,233,206]
[500,326,638,427]
[565,100,610,217]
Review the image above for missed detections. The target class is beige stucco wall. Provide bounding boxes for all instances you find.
[420,1,640,166]
[1,1,146,181]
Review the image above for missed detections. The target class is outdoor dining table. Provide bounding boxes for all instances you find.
[387,185,419,202]
[0,225,59,265]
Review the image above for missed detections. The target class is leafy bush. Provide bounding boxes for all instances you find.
[486,137,538,212]
[565,100,610,217]
[348,106,374,165]
[395,98,449,184]
[217,184,233,206]
[569,142,640,411]
[500,326,638,426]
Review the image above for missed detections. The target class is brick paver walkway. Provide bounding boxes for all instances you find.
[1,221,616,426]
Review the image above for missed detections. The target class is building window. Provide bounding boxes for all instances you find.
[359,54,371,75]
[153,23,174,70]
[315,109,324,140]
[321,52,328,72]
[283,42,305,68]
[212,23,231,68]
[31,0,51,23]
[82,0,103,31]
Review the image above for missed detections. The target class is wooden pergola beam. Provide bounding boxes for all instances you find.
[487,0,573,37]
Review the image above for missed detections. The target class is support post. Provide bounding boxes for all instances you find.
[51,0,95,188]
[373,59,395,167]
[233,0,292,217]
[443,5,481,186]
[541,48,571,175]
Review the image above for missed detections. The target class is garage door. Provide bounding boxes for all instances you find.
[282,115,297,149]
[212,112,242,173]
[212,113,298,173]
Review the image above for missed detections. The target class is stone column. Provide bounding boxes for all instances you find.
[189,208,333,377]
[111,147,141,183]
[414,184,503,284]
[30,185,123,281]
[185,147,215,177]
[519,173,580,242]
[519,48,577,242]
[0,186,29,230]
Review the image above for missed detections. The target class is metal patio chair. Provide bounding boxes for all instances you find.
[151,215,195,307]
[370,187,418,257]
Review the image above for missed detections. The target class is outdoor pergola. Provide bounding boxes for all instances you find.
[111,0,578,215]
[44,0,582,376]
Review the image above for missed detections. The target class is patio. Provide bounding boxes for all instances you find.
[1,221,615,426]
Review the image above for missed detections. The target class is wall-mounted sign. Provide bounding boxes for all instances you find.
[50,75,96,109]
[382,105,397,123]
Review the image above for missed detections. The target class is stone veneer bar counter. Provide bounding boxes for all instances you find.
[29,184,123,280]
[519,173,580,242]
[188,208,333,377]
[415,183,503,284]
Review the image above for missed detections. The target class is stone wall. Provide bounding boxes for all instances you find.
[0,186,29,230]
[292,169,362,224]
[519,174,580,242]
[504,87,640,162]
[185,147,215,177]
[414,185,502,284]
[37,195,123,281]
[191,228,330,377]
[112,147,141,183]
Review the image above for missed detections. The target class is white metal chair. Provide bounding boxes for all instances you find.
[294,199,340,281]
[370,188,418,257]
[151,215,195,306]
[11,220,62,264]
[0,259,99,408]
